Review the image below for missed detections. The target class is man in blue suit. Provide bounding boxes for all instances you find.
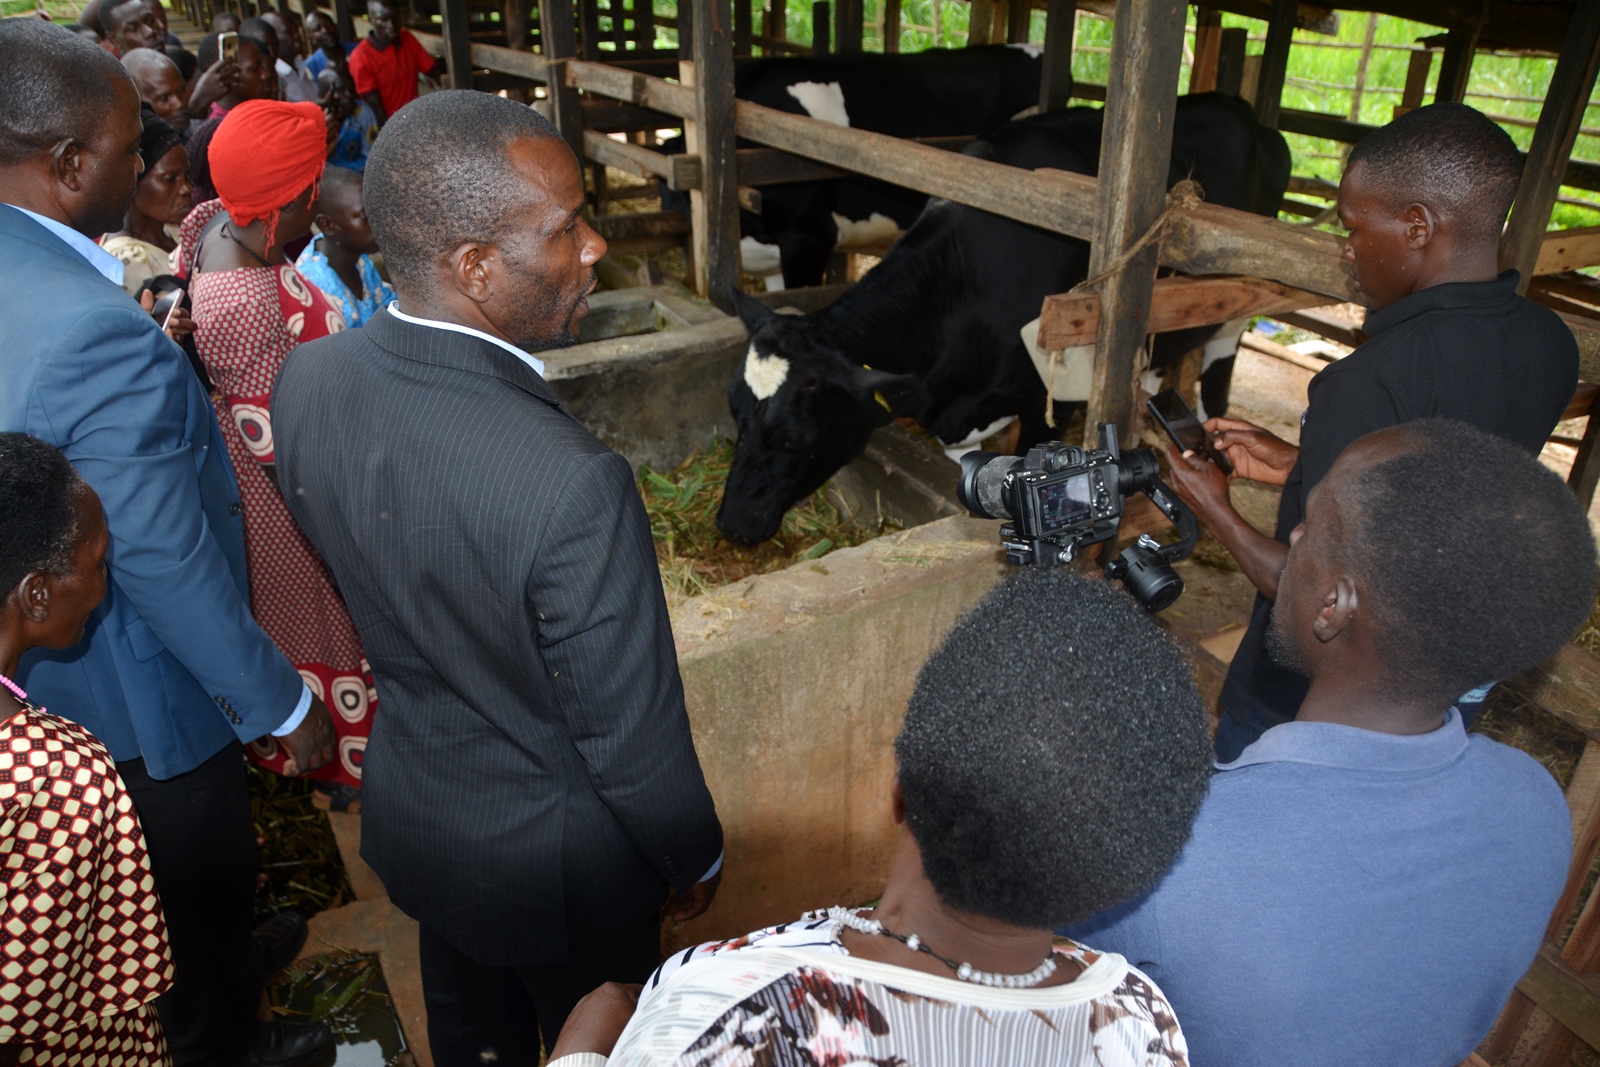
[0,21,336,1067]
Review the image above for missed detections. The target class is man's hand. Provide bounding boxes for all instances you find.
[1166,445,1235,532]
[279,695,336,776]
[549,983,642,1059]
[189,57,241,116]
[664,869,721,923]
[1204,417,1299,486]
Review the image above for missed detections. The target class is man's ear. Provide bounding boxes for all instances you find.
[1311,573,1359,645]
[51,138,87,193]
[1403,201,1438,249]
[312,211,334,236]
[13,574,51,626]
[447,241,493,305]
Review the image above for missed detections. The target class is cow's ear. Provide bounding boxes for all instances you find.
[849,368,923,415]
[730,287,778,332]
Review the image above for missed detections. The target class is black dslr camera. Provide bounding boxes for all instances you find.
[956,424,1199,612]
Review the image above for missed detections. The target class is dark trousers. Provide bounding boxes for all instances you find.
[420,912,662,1066]
[121,743,262,1067]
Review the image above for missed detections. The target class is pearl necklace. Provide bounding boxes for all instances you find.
[811,905,1058,989]
[0,672,41,713]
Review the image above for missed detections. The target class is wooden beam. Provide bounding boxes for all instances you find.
[582,128,701,187]
[580,0,602,56]
[439,0,475,89]
[733,0,751,53]
[678,0,693,54]
[1432,25,1477,103]
[686,0,740,311]
[1254,0,1295,127]
[1501,3,1600,291]
[1037,275,1332,350]
[537,0,583,155]
[834,0,860,52]
[1275,306,1366,348]
[968,0,993,45]
[1517,942,1600,1053]
[882,0,900,51]
[1005,0,1029,44]
[1570,408,1600,509]
[1499,645,1600,745]
[751,32,808,52]
[811,0,828,53]
[633,0,654,49]
[1190,7,1222,94]
[1215,25,1247,97]
[469,39,551,78]
[567,57,696,115]
[763,0,783,38]
[589,210,692,241]
[1084,0,1186,444]
[1039,0,1076,112]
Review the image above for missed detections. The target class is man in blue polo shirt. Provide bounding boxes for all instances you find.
[1068,419,1588,1066]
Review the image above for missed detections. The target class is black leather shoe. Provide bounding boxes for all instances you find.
[253,911,309,978]
[240,1021,335,1067]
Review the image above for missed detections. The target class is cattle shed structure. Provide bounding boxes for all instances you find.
[165,0,1600,1057]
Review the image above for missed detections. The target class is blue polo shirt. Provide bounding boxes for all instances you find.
[1066,709,1568,1067]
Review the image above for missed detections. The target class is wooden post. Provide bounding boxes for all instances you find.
[332,0,353,47]
[1190,7,1221,94]
[678,0,693,55]
[1215,25,1246,97]
[580,0,602,57]
[1432,25,1478,103]
[1574,412,1600,533]
[1501,2,1600,292]
[1254,0,1295,128]
[439,0,474,88]
[1346,11,1376,120]
[1397,45,1433,115]
[1005,0,1027,44]
[1083,0,1185,446]
[763,0,783,39]
[1038,0,1075,111]
[505,0,529,48]
[633,0,652,49]
[538,0,583,155]
[684,0,740,311]
[882,0,899,51]
[834,0,859,52]
[734,0,751,53]
[811,0,828,52]
[968,0,992,45]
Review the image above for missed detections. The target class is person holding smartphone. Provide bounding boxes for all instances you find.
[1165,103,1577,761]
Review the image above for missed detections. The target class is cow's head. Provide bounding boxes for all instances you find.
[716,289,921,545]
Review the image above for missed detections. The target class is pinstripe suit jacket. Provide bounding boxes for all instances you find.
[272,308,723,965]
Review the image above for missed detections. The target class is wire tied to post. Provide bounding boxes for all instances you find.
[1045,178,1206,428]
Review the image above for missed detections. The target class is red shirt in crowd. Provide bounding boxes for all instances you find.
[349,28,434,119]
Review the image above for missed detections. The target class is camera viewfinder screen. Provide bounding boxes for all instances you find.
[1036,473,1094,532]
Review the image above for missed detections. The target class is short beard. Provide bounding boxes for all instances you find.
[1264,608,1309,676]
[508,269,595,353]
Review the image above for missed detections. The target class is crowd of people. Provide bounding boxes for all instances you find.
[0,8,1596,1067]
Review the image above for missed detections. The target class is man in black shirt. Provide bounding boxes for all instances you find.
[1169,102,1579,761]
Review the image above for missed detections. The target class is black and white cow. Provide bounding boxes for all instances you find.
[663,45,1045,288]
[715,92,1291,545]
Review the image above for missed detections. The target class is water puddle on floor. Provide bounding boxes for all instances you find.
[269,952,412,1067]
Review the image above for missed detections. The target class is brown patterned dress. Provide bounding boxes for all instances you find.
[0,703,174,1066]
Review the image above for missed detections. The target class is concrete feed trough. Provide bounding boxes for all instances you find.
[543,286,1009,947]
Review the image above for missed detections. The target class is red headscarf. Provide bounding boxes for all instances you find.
[208,99,327,248]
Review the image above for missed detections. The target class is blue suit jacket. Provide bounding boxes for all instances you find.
[0,205,303,779]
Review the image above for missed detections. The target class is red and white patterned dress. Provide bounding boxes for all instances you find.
[0,704,174,1066]
[180,200,373,788]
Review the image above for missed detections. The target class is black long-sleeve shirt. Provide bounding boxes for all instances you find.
[1219,270,1579,750]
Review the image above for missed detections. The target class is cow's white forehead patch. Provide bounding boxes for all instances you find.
[744,344,790,401]
[785,81,850,127]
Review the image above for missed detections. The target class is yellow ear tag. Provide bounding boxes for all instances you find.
[861,363,893,413]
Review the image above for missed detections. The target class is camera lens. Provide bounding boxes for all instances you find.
[1114,545,1185,612]
[957,451,1017,520]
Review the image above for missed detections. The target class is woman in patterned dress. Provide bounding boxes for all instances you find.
[180,100,373,812]
[0,433,174,1066]
[550,571,1215,1067]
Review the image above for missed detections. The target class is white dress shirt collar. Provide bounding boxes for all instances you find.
[3,203,125,287]
[386,301,546,378]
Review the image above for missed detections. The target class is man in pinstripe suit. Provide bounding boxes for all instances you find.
[271,91,724,1063]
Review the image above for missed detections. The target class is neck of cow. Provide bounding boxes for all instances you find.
[811,221,959,379]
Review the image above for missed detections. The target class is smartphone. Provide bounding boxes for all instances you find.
[219,30,239,64]
[153,288,184,330]
[1146,388,1234,476]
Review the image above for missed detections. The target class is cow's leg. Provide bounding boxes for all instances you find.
[1197,317,1250,419]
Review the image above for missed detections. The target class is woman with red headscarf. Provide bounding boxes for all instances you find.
[179,98,373,812]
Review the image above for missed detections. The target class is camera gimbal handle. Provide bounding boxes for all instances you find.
[1136,474,1200,564]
